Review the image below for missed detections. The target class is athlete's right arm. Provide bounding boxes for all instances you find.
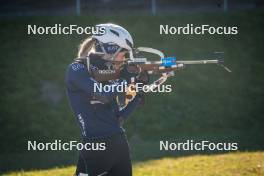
[66,63,118,103]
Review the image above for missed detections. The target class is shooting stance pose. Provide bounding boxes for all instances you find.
[66,23,147,176]
[66,23,229,176]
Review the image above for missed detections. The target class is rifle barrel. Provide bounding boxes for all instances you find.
[176,60,219,65]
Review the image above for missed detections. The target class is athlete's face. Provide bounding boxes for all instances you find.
[114,51,127,69]
[115,51,127,62]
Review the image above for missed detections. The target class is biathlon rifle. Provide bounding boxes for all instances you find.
[123,47,231,91]
[90,47,231,91]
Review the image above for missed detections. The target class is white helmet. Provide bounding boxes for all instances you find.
[92,23,134,52]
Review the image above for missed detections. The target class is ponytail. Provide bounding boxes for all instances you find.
[77,37,96,59]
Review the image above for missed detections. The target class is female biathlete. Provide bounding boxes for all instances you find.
[66,23,148,176]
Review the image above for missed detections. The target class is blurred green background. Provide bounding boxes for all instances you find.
[0,6,264,174]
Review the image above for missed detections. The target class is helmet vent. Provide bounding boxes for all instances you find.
[110,29,119,37]
[125,39,133,48]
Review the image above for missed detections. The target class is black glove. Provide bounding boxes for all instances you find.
[120,64,139,84]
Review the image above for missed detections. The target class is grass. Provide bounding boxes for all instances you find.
[3,152,264,176]
[134,152,264,176]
